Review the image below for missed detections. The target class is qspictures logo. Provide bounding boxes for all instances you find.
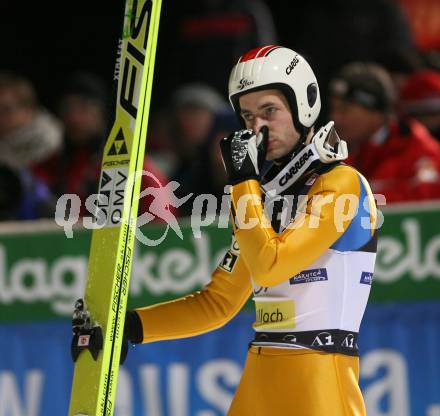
[55,170,385,246]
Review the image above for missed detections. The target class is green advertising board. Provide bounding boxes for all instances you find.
[0,221,231,322]
[0,202,439,322]
[371,202,440,302]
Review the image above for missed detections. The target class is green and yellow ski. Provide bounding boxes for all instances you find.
[69,0,162,414]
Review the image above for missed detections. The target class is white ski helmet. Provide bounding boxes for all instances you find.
[228,45,321,131]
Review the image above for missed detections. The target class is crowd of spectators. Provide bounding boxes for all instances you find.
[329,62,440,203]
[1,0,440,221]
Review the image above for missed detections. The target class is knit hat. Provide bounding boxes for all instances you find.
[61,72,109,108]
[172,83,226,113]
[400,70,440,115]
[329,62,396,113]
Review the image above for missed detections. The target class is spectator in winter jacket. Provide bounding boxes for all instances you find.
[35,71,109,208]
[157,82,237,217]
[0,72,63,169]
[0,72,60,219]
[329,62,440,203]
[38,71,177,221]
[400,69,440,142]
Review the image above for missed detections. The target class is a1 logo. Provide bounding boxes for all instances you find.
[219,251,238,272]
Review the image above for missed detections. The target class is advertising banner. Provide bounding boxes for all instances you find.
[1,202,440,322]
[0,304,439,416]
[0,203,439,415]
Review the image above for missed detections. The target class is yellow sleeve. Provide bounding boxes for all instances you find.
[135,237,252,343]
[230,165,367,287]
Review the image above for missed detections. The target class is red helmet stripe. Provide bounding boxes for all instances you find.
[239,45,279,62]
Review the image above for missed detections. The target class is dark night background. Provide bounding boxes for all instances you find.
[0,0,422,120]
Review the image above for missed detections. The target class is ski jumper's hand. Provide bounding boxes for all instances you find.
[120,310,143,364]
[70,298,103,362]
[220,126,268,185]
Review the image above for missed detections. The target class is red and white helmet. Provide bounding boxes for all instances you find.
[228,45,321,130]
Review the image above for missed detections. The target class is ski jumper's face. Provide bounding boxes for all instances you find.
[239,89,300,161]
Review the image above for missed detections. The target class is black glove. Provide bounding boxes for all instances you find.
[220,126,269,185]
[120,309,143,365]
[71,299,143,365]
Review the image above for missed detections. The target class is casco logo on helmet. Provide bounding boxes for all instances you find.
[237,78,254,91]
[285,55,300,75]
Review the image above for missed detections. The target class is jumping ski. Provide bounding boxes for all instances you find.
[69,0,162,414]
